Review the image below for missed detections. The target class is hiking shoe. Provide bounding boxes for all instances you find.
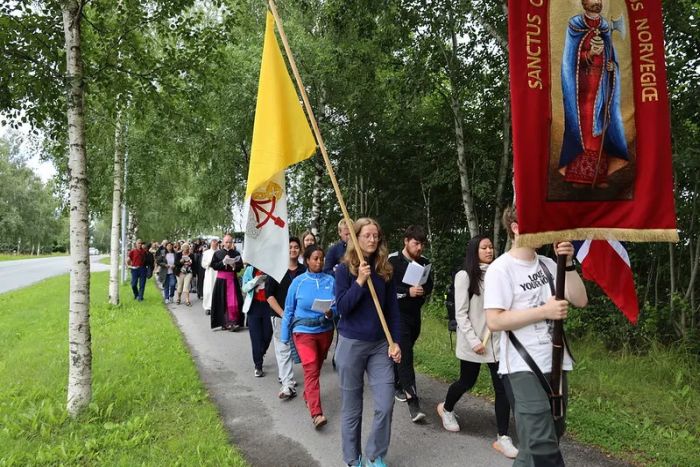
[407,398,425,423]
[365,457,387,467]
[394,389,407,402]
[437,402,460,432]
[493,435,518,459]
[278,387,296,400]
[254,368,264,377]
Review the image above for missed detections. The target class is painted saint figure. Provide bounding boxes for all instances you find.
[559,0,628,188]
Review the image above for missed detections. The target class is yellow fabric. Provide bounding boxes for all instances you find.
[246,11,317,197]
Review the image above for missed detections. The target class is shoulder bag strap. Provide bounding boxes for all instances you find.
[507,331,553,396]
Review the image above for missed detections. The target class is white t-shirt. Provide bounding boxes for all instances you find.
[483,252,572,375]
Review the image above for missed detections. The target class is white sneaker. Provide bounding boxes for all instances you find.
[493,435,518,459]
[437,402,460,432]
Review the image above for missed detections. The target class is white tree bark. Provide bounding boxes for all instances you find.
[451,92,478,237]
[63,0,92,417]
[109,109,125,305]
[492,94,511,254]
[444,24,478,237]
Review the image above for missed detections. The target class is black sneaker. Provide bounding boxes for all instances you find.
[394,389,407,403]
[407,398,426,423]
[254,368,264,377]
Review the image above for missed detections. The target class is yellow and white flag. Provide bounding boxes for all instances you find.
[242,11,316,282]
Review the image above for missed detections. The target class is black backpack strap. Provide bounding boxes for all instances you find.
[507,331,553,397]
[537,259,575,363]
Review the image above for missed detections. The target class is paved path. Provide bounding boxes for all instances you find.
[0,255,110,294]
[167,291,629,467]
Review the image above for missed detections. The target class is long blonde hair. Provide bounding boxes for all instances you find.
[343,217,393,281]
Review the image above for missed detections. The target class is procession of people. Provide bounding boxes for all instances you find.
[124,208,587,467]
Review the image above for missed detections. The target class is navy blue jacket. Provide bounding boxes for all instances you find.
[323,240,347,275]
[335,261,400,343]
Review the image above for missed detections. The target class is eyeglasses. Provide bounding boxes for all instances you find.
[359,234,380,241]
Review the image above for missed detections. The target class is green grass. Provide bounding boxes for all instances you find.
[416,304,700,467]
[99,257,110,265]
[0,272,247,466]
[0,253,67,261]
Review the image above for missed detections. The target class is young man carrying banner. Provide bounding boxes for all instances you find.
[485,207,588,467]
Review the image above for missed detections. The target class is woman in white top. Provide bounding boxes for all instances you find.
[436,235,518,459]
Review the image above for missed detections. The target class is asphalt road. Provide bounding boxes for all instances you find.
[0,255,110,294]
[167,290,630,467]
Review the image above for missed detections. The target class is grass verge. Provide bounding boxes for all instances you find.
[0,272,247,466]
[0,253,67,262]
[416,304,699,467]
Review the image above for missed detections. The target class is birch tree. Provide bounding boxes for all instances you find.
[62,0,92,416]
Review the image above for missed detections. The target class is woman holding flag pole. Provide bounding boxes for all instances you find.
[246,2,403,464]
[335,218,401,467]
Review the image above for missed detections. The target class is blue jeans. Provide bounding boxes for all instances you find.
[163,274,176,300]
[130,266,147,300]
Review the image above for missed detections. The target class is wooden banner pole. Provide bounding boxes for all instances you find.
[266,0,395,348]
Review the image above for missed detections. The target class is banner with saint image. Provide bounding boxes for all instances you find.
[509,0,677,246]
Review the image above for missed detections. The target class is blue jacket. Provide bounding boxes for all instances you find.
[281,271,336,343]
[335,262,400,343]
[323,240,347,275]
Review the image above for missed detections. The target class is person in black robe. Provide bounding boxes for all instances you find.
[193,241,205,299]
[210,234,244,331]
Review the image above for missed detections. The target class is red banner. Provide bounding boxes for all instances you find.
[509,0,677,246]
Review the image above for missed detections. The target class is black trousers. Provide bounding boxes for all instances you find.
[444,360,511,436]
[247,300,273,370]
[394,312,421,397]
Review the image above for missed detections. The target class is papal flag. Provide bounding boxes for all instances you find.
[242,11,317,282]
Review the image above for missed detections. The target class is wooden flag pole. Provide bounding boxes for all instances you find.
[266,0,395,348]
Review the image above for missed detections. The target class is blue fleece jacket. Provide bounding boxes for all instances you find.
[281,271,336,343]
[334,262,401,343]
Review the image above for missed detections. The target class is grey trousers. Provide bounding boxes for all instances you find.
[504,371,569,467]
[271,316,295,390]
[336,336,395,465]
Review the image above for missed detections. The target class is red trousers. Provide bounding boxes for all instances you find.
[293,330,333,418]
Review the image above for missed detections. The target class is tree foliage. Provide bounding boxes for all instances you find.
[1,0,699,351]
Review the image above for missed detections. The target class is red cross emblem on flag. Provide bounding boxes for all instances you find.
[250,181,286,229]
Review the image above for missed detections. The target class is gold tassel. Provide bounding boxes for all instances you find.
[515,228,679,248]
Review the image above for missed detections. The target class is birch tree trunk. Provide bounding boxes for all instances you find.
[492,93,511,253]
[63,0,92,417]
[451,91,478,237]
[446,25,478,237]
[109,110,125,305]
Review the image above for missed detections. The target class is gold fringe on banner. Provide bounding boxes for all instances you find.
[515,228,679,248]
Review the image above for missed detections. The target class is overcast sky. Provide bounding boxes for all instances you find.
[0,122,56,183]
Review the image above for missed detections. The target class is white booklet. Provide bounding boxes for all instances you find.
[402,261,431,287]
[311,299,333,313]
